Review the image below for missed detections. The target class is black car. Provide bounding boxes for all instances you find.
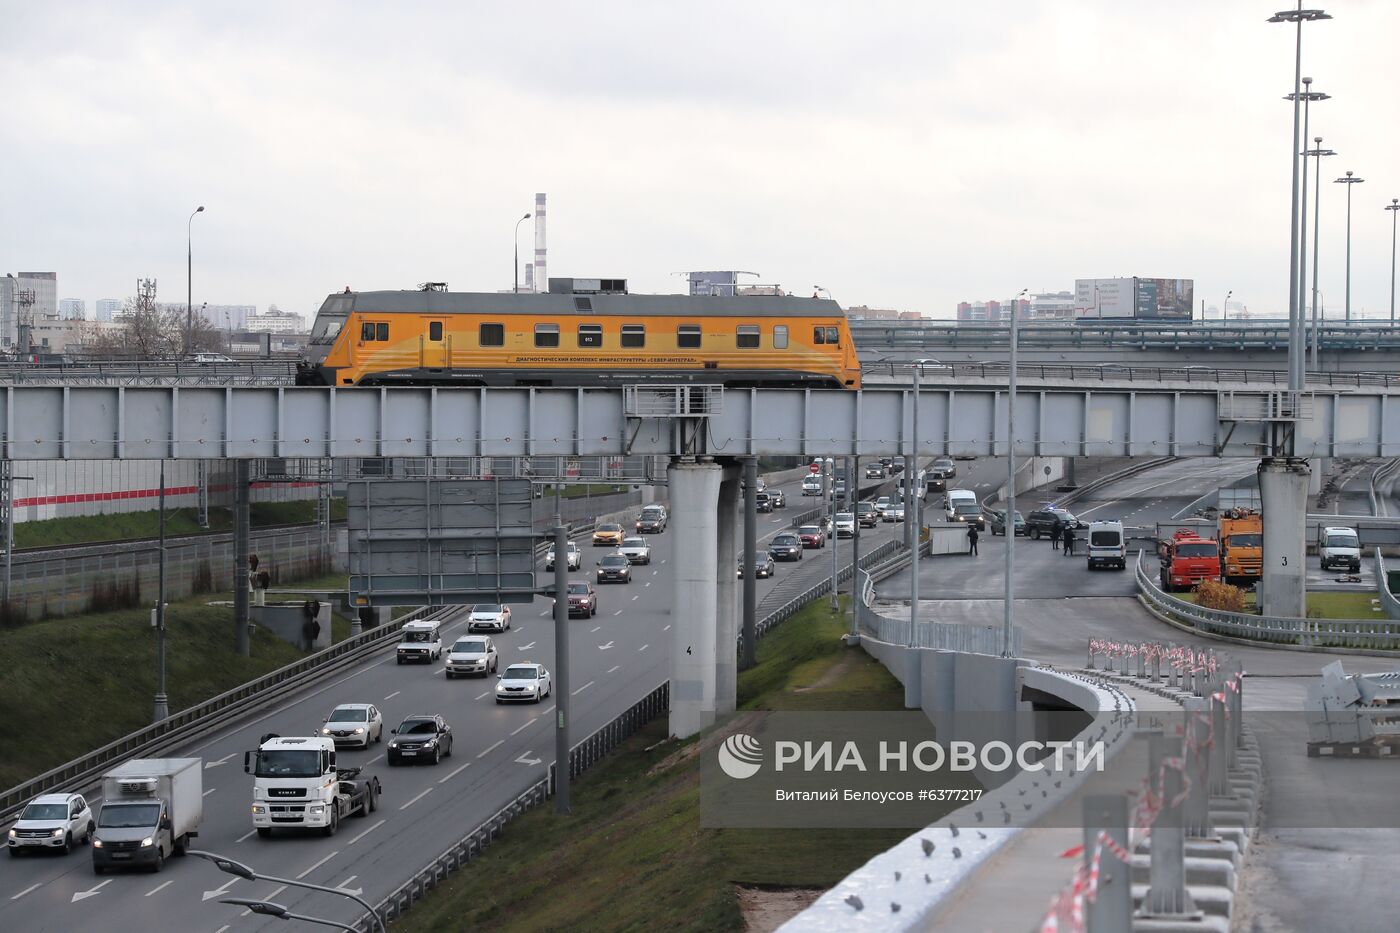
[929,459,957,479]
[769,533,804,561]
[865,464,886,479]
[596,553,632,584]
[889,457,906,474]
[755,491,774,513]
[1025,508,1086,540]
[387,715,453,765]
[768,488,786,509]
[857,502,879,527]
[635,508,667,533]
[737,552,776,579]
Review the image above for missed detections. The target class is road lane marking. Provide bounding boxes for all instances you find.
[365,753,384,765]
[478,739,504,758]
[638,644,649,652]
[236,829,257,842]
[511,718,537,736]
[644,581,651,586]
[337,875,358,890]
[607,665,620,674]
[590,626,601,632]
[347,818,385,845]
[439,762,472,783]
[399,787,434,810]
[632,594,639,600]
[476,690,490,699]
[296,849,341,879]
[10,883,40,901]
[203,788,217,797]
[613,609,623,616]
[572,681,595,696]
[663,624,671,631]
[144,880,175,897]
[204,753,236,769]
[539,610,549,617]
[383,690,401,700]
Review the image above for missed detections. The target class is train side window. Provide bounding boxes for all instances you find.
[429,321,443,341]
[479,323,504,347]
[621,324,646,348]
[773,325,788,349]
[578,324,603,348]
[534,323,560,348]
[813,327,826,345]
[736,325,760,349]
[361,321,376,342]
[376,323,389,341]
[825,326,840,346]
[677,324,702,349]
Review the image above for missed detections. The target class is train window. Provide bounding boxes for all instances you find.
[361,322,376,342]
[813,327,826,345]
[825,326,839,346]
[376,323,389,341]
[578,324,603,348]
[479,323,504,347]
[773,325,788,349]
[429,321,444,341]
[621,324,645,348]
[534,323,560,348]
[736,325,760,349]
[677,325,702,349]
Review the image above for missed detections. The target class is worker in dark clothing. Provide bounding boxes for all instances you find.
[1062,525,1076,557]
[1050,521,1062,550]
[967,524,980,556]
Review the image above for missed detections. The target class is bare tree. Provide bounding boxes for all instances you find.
[86,284,224,359]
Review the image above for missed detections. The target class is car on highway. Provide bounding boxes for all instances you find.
[396,619,443,664]
[446,635,499,678]
[320,703,384,748]
[874,496,893,518]
[929,458,957,479]
[636,506,668,534]
[467,603,512,632]
[737,551,776,579]
[596,553,632,584]
[890,457,906,474]
[798,524,826,548]
[192,352,235,364]
[593,523,625,547]
[986,508,1026,536]
[496,663,552,704]
[886,502,907,522]
[560,580,598,618]
[767,488,786,508]
[755,491,774,512]
[8,793,93,856]
[769,533,804,561]
[618,537,652,564]
[801,475,823,496]
[387,714,453,765]
[1025,508,1086,540]
[948,499,984,530]
[857,502,879,527]
[546,541,581,571]
[834,512,855,538]
[865,463,886,479]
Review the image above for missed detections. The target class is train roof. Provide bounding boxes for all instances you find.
[313,290,846,319]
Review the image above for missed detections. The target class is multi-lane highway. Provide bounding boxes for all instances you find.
[0,469,909,932]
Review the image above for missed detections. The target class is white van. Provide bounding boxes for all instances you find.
[1317,526,1361,572]
[1086,521,1127,570]
[944,489,977,521]
[396,619,443,664]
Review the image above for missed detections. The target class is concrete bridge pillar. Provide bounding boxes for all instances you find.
[1258,458,1309,619]
[669,458,722,738]
[715,469,739,714]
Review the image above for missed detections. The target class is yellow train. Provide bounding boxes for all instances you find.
[298,285,861,389]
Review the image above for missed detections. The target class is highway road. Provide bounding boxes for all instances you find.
[875,456,1400,933]
[0,468,910,932]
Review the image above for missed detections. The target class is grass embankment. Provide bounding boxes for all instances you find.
[1177,589,1384,619]
[397,600,914,933]
[13,500,348,549]
[0,588,317,791]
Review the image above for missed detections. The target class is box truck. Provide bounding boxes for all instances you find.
[92,758,202,874]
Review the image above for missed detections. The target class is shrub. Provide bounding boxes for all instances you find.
[1195,579,1248,613]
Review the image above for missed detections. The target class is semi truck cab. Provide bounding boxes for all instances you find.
[245,735,341,837]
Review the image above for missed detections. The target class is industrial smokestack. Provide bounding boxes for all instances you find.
[524,263,535,293]
[533,193,547,293]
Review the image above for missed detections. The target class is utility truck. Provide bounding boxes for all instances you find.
[1158,529,1221,592]
[1218,508,1264,584]
[245,734,381,837]
[92,758,202,874]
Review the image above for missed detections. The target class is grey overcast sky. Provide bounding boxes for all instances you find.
[4,0,1399,320]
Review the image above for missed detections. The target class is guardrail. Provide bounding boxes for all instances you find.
[1375,549,1400,622]
[0,359,301,386]
[1370,458,1400,516]
[1135,550,1400,650]
[858,357,1400,389]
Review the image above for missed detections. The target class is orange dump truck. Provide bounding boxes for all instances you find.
[1218,508,1263,585]
[1158,530,1221,592]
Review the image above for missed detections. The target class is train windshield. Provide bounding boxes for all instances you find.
[309,313,346,345]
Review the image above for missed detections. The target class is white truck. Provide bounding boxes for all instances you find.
[91,758,202,874]
[1317,525,1361,573]
[245,734,381,837]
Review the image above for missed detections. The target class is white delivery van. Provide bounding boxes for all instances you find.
[1086,521,1127,570]
[1317,526,1361,572]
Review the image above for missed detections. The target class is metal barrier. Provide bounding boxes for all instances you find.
[854,554,1023,656]
[1136,550,1400,650]
[1376,549,1400,622]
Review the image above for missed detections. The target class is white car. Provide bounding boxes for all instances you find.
[446,635,499,678]
[886,502,907,522]
[8,793,93,855]
[617,537,652,564]
[874,496,892,517]
[496,663,552,704]
[801,477,823,496]
[834,513,855,538]
[468,603,512,632]
[321,703,384,748]
[546,541,581,571]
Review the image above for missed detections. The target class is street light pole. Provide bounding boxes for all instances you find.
[827,457,838,610]
[186,206,205,358]
[904,362,921,709]
[513,212,532,294]
[153,460,168,722]
[1304,137,1336,370]
[1285,77,1327,384]
[219,898,356,932]
[191,851,386,933]
[1387,199,1400,324]
[1004,292,1025,658]
[1222,290,1233,322]
[1335,171,1365,322]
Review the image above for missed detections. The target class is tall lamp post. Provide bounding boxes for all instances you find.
[191,851,386,933]
[1004,291,1026,658]
[1304,137,1336,370]
[219,898,355,932]
[1268,3,1331,398]
[1285,77,1327,385]
[513,212,532,294]
[186,205,205,357]
[1222,290,1233,322]
[153,461,169,722]
[1335,171,1365,322]
[1387,198,1400,324]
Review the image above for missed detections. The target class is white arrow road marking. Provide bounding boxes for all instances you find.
[520,641,537,650]
[590,626,601,633]
[572,681,594,696]
[439,762,471,783]
[203,788,217,797]
[347,818,385,846]
[516,751,542,766]
[644,581,651,586]
[613,609,622,616]
[10,883,41,901]
[144,880,175,897]
[478,739,504,758]
[236,829,258,843]
[240,885,288,916]
[638,644,649,652]
[201,879,238,902]
[598,641,615,650]
[607,665,620,674]
[510,718,536,736]
[383,690,400,700]
[399,788,433,811]
[296,850,340,879]
[475,690,490,700]
[539,610,549,617]
[204,753,236,769]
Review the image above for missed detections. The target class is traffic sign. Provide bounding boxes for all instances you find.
[809,463,821,474]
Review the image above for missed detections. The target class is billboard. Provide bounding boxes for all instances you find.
[1074,277,1194,320]
[1074,278,1134,317]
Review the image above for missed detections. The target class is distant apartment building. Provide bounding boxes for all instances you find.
[246,308,308,334]
[59,298,87,320]
[845,305,925,321]
[158,302,254,330]
[957,292,1075,322]
[1,272,58,347]
[94,298,121,322]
